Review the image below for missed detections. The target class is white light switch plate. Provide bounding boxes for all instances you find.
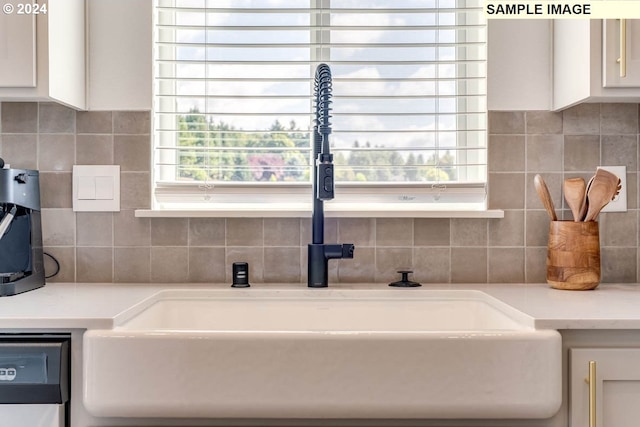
[598,165,626,213]
[73,165,120,212]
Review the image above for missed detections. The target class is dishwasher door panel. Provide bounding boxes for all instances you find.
[0,404,64,427]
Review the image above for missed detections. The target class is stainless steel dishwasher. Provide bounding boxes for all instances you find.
[0,334,70,427]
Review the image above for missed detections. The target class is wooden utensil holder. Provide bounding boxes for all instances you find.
[546,221,600,290]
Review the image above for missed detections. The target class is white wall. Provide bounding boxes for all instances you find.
[87,0,152,111]
[487,20,551,111]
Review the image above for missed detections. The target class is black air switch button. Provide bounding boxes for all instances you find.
[324,177,333,192]
[231,262,250,288]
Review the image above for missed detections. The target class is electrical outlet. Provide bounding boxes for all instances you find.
[598,165,626,213]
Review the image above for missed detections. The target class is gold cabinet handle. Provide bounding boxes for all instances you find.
[617,19,627,78]
[586,360,596,427]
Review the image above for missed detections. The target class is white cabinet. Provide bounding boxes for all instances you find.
[603,19,640,87]
[87,0,152,111]
[0,0,86,109]
[0,1,37,87]
[487,20,551,111]
[570,348,640,427]
[553,20,640,110]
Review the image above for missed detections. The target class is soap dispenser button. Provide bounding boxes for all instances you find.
[388,270,421,287]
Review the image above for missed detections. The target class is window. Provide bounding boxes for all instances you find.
[153,0,487,212]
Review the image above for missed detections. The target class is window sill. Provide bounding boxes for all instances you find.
[135,204,504,219]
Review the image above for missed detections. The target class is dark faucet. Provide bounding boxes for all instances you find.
[308,64,355,288]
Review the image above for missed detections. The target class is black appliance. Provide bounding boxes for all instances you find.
[0,160,45,296]
[0,334,70,427]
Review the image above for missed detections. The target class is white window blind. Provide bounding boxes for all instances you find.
[153,0,487,210]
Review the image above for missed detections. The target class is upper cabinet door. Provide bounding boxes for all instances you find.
[603,19,640,87]
[0,0,36,87]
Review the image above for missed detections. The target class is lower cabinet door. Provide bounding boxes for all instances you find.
[571,348,640,427]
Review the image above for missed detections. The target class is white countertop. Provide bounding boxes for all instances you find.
[1,282,640,330]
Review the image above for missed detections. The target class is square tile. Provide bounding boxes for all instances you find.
[488,135,524,172]
[151,247,188,283]
[264,218,300,246]
[77,247,113,282]
[114,247,150,283]
[376,218,413,246]
[601,135,638,170]
[114,135,151,172]
[451,247,487,283]
[41,209,75,246]
[413,247,450,283]
[227,218,263,246]
[601,103,638,134]
[113,111,151,134]
[526,135,563,172]
[120,172,151,209]
[489,210,524,247]
[114,210,150,246]
[1,102,37,133]
[77,212,113,246]
[488,173,525,209]
[488,248,524,283]
[1,134,37,169]
[151,218,188,246]
[189,247,226,283]
[39,103,75,133]
[38,134,74,171]
[77,111,113,134]
[526,111,563,134]
[451,218,487,247]
[189,218,225,246]
[76,134,114,165]
[414,218,450,246]
[564,135,600,172]
[375,247,413,283]
[602,247,637,283]
[264,247,300,282]
[488,111,525,134]
[563,103,600,134]
[40,172,72,208]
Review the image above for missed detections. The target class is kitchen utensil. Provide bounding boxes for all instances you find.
[534,174,557,221]
[577,175,595,221]
[584,169,621,221]
[547,220,600,290]
[563,177,586,222]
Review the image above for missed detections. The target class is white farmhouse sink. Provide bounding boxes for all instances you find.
[83,289,561,420]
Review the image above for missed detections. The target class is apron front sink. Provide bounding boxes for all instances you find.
[83,288,561,420]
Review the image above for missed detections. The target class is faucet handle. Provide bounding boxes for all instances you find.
[342,243,354,259]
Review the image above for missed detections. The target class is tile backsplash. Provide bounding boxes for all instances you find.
[0,102,639,285]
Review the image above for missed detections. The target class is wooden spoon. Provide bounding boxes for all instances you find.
[534,174,557,221]
[584,168,620,221]
[563,177,586,222]
[577,175,595,221]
